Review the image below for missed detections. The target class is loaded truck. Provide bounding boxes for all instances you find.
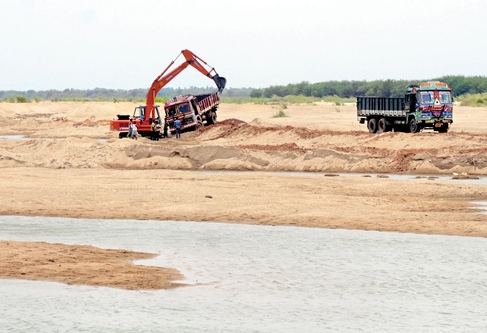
[110,49,226,138]
[357,81,453,133]
[164,92,220,133]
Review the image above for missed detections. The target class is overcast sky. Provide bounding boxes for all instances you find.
[1,0,486,91]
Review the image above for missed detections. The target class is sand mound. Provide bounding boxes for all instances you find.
[1,101,487,174]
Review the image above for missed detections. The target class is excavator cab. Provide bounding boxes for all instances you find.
[133,106,162,125]
[132,106,145,122]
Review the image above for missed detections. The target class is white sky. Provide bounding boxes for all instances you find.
[1,0,486,90]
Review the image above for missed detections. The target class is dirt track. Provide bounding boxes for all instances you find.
[1,101,487,289]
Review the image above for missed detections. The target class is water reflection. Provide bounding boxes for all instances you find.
[1,216,486,332]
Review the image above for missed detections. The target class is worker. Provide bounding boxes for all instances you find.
[155,120,161,140]
[174,117,182,139]
[131,121,138,140]
[163,120,169,138]
[127,119,133,138]
[151,119,158,141]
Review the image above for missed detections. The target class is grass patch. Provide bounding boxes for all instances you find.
[456,93,487,106]
[222,95,347,105]
[272,109,289,118]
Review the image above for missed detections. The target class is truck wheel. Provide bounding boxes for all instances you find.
[408,118,420,133]
[207,111,217,125]
[367,118,378,133]
[377,118,389,133]
[119,132,128,139]
[438,123,449,133]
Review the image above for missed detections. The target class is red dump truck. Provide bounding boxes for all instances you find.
[164,92,219,133]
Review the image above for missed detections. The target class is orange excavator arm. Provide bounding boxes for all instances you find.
[146,49,226,122]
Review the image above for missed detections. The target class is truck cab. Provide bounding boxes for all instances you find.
[164,95,202,132]
[164,93,219,133]
[406,82,453,132]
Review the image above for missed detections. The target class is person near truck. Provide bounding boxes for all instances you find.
[151,119,160,141]
[174,117,182,139]
[163,120,169,138]
[155,120,161,139]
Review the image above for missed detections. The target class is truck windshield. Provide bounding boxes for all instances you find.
[167,103,190,117]
[420,91,452,104]
[439,91,452,103]
[420,91,434,105]
[179,103,190,113]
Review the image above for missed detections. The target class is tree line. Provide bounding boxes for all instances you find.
[1,76,486,102]
[0,87,254,102]
[249,76,487,98]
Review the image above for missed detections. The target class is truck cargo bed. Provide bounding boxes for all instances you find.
[357,97,406,117]
[357,97,405,111]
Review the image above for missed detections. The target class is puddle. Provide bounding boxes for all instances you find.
[202,170,487,186]
[472,201,487,215]
[0,135,27,140]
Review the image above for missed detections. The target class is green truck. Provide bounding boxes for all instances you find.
[357,81,453,133]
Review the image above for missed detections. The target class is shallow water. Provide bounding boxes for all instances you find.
[204,170,487,186]
[0,135,27,140]
[1,216,487,332]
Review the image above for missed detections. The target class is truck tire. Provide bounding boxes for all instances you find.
[408,118,420,133]
[367,118,378,133]
[377,117,390,133]
[207,111,217,125]
[119,132,128,139]
[437,123,449,133]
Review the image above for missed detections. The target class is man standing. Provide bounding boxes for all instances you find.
[151,119,159,141]
[174,117,182,139]
[130,121,138,140]
[163,120,169,139]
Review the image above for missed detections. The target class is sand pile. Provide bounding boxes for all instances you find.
[1,106,487,175]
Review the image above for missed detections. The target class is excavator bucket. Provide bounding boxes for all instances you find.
[213,74,227,94]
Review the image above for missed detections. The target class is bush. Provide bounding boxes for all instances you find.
[456,93,487,106]
[323,95,343,106]
[16,95,30,103]
[272,109,288,118]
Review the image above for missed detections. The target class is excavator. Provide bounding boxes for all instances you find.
[110,49,226,138]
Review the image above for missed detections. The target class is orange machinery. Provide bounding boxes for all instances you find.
[110,49,226,138]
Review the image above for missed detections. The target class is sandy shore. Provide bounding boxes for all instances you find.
[0,240,184,290]
[1,101,487,289]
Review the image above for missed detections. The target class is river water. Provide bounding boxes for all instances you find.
[1,215,486,332]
